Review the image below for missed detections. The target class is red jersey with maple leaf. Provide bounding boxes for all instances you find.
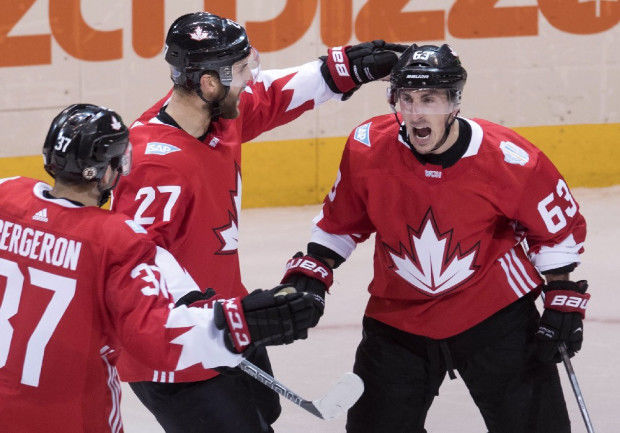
[111,61,339,382]
[0,177,241,433]
[312,115,587,339]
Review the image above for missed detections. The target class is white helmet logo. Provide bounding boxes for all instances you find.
[111,116,122,131]
[189,27,212,41]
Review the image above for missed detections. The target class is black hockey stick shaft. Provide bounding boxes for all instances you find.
[521,240,595,431]
[238,358,324,419]
[559,343,596,433]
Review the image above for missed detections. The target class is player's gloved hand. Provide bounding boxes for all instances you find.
[320,40,408,98]
[213,287,321,354]
[535,280,590,363]
[279,251,333,325]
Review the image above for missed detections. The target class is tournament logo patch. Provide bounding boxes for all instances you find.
[145,142,181,156]
[500,141,529,166]
[353,123,371,147]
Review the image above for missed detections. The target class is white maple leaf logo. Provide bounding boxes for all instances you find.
[189,26,213,41]
[166,305,219,370]
[386,209,479,296]
[214,163,241,254]
[110,116,122,131]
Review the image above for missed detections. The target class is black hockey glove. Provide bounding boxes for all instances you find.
[279,251,334,325]
[320,40,408,99]
[213,287,321,354]
[535,280,590,363]
[174,288,217,308]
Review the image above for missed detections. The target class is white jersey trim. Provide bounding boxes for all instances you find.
[0,176,20,185]
[461,118,484,158]
[529,233,583,272]
[310,215,358,259]
[152,370,175,383]
[100,346,122,433]
[32,182,82,208]
[498,248,538,297]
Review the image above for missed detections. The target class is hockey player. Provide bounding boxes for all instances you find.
[280,44,589,432]
[0,104,321,433]
[110,11,405,433]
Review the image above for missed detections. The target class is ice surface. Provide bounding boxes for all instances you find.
[121,186,620,432]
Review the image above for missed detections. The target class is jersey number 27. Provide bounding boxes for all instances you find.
[133,185,181,225]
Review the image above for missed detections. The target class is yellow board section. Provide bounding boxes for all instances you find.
[0,155,53,184]
[513,123,620,188]
[2,123,618,209]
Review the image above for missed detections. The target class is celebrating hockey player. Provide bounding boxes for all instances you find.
[110,11,405,433]
[280,44,589,432]
[0,104,322,432]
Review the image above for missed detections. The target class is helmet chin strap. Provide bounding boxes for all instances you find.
[96,169,122,207]
[430,110,459,153]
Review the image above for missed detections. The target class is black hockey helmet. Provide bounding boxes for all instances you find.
[164,12,253,90]
[389,44,467,108]
[43,104,130,184]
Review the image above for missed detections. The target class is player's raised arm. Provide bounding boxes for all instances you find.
[238,41,407,142]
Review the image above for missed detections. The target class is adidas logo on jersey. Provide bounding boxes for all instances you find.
[32,208,49,222]
[425,170,442,178]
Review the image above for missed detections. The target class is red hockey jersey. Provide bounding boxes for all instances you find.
[111,61,339,382]
[312,115,587,339]
[0,177,241,433]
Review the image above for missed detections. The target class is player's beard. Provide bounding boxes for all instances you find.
[217,88,243,119]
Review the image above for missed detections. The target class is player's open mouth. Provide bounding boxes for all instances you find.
[413,127,431,139]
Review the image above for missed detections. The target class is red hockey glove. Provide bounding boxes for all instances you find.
[535,280,590,363]
[320,40,408,98]
[213,287,321,354]
[280,252,333,326]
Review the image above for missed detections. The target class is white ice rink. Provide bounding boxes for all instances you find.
[121,186,620,433]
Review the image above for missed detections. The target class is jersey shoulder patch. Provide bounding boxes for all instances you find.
[145,142,181,156]
[499,141,530,166]
[353,122,372,147]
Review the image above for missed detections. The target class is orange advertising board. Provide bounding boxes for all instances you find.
[1,0,618,66]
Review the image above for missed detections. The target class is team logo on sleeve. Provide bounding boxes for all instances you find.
[384,208,480,297]
[353,123,371,147]
[500,141,529,166]
[145,142,181,156]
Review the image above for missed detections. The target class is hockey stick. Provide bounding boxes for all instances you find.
[238,358,364,420]
[537,287,595,432]
[559,343,596,433]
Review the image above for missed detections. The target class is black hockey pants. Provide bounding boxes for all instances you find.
[346,294,571,433]
[129,346,280,433]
